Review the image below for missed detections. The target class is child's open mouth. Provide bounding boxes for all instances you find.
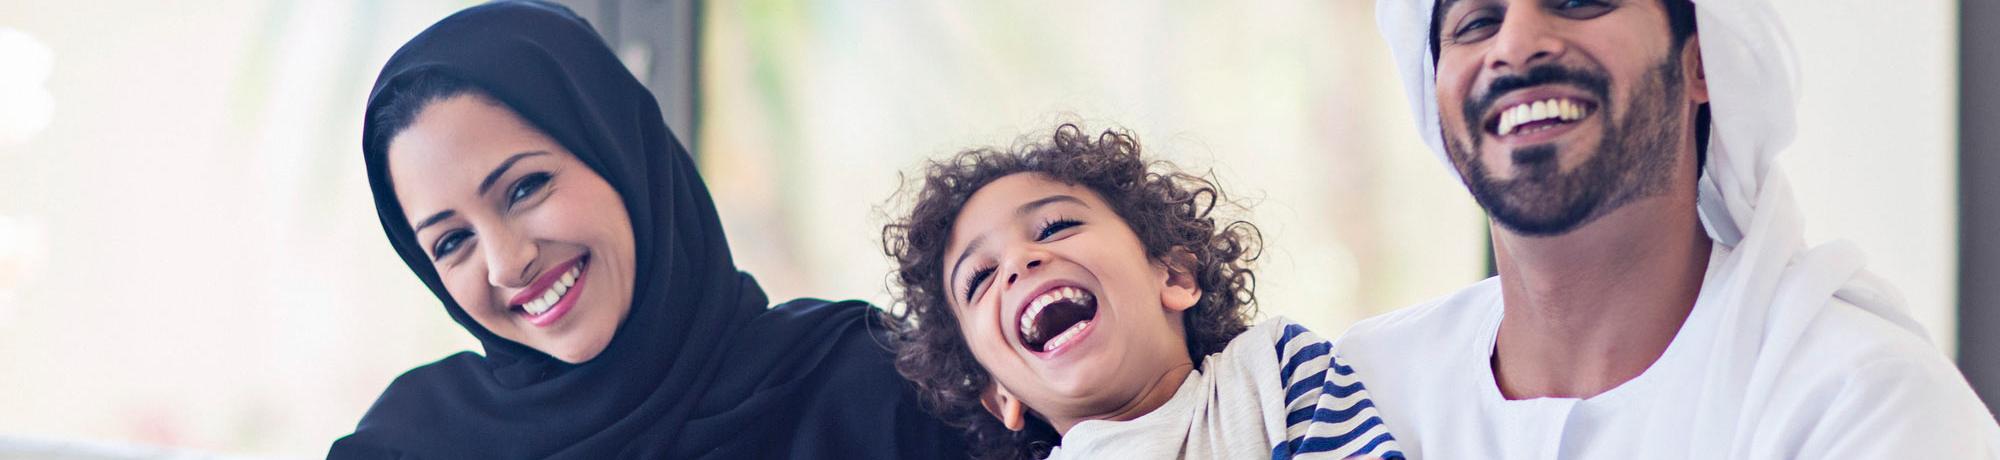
[1019,285,1098,354]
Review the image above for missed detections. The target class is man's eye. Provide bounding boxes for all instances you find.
[1554,0,1614,18]
[508,172,551,205]
[1452,14,1501,42]
[433,230,471,260]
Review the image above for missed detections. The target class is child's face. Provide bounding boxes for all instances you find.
[943,172,1201,430]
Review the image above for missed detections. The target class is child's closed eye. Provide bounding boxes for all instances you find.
[1036,218,1082,241]
[963,266,996,302]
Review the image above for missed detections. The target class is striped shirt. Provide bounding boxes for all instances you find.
[1050,317,1403,459]
[1273,321,1404,459]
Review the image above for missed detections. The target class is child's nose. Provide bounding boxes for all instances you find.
[1005,258,1042,286]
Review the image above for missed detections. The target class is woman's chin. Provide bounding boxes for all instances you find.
[535,323,618,363]
[545,338,612,364]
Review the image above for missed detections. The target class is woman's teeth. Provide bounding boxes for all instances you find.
[1497,97,1589,136]
[1020,286,1090,340]
[521,264,582,316]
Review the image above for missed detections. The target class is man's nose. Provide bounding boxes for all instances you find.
[1486,6,1566,73]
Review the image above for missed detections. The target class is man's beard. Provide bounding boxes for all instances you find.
[1442,52,1689,237]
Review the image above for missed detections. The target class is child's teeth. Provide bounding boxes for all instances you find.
[1042,320,1090,351]
[1021,288,1065,336]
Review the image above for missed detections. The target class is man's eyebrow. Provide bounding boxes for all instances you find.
[946,194,1089,295]
[414,209,457,234]
[476,151,549,196]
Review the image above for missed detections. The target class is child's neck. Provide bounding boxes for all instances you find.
[1049,361,1195,434]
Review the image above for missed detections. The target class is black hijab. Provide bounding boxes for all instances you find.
[331,2,964,458]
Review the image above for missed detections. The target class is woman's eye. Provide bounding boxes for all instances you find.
[507,172,552,206]
[432,230,471,260]
[963,267,995,302]
[1036,219,1082,241]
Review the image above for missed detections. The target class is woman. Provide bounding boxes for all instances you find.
[329,2,965,458]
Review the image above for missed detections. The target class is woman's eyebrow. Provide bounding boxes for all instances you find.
[414,209,457,233]
[476,151,550,195]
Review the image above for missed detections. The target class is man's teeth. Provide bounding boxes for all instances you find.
[1019,286,1093,342]
[1041,320,1091,351]
[1497,98,1589,136]
[522,264,583,316]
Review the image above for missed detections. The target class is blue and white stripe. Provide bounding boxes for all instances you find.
[1272,322,1405,460]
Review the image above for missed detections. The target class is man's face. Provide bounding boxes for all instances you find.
[1433,0,1703,236]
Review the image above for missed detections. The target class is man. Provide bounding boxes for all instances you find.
[1334,0,2000,457]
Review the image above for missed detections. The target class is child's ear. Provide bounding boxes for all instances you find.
[979,381,1028,431]
[1158,247,1202,313]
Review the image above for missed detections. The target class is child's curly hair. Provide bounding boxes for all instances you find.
[882,124,1262,459]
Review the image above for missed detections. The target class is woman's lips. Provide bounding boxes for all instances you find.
[513,254,589,327]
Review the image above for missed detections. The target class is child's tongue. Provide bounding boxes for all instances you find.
[1026,297,1097,352]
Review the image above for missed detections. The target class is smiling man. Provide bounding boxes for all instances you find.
[1333,0,2000,457]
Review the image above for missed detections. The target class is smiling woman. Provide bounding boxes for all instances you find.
[327,1,964,458]
[379,81,637,363]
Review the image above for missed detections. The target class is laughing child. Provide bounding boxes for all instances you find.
[883,124,1404,459]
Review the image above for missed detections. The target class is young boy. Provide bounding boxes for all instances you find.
[884,124,1404,459]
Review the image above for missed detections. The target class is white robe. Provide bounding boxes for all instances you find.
[1334,243,2000,459]
[1365,0,2000,456]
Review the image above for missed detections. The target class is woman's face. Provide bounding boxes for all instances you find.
[387,94,637,363]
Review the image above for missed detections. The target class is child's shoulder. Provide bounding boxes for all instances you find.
[1239,319,1406,459]
[1204,317,1332,381]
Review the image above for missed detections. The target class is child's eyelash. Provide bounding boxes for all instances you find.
[1037,218,1082,240]
[963,266,996,302]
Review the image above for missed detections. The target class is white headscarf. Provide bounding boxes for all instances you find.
[1375,0,1934,452]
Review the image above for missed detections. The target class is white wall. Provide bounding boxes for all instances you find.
[1774,0,1959,352]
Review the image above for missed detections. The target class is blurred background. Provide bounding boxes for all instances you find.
[0,0,1988,458]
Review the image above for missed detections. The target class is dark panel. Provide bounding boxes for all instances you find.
[1959,0,2000,417]
[555,0,701,154]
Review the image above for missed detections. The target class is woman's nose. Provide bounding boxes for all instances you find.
[483,229,538,288]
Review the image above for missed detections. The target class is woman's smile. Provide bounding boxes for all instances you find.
[511,253,590,326]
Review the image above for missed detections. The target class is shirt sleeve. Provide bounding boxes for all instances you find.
[1273,321,1408,460]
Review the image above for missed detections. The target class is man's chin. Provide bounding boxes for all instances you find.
[1470,183,1603,237]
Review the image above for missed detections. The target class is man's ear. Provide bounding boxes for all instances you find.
[979,381,1027,431]
[1158,247,1202,313]
[1683,35,1708,104]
